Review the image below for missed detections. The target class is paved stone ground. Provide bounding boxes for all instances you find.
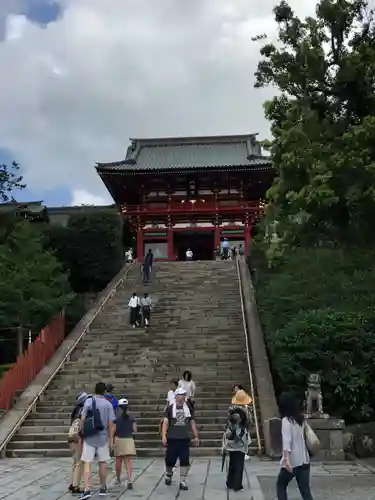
[1,457,375,500]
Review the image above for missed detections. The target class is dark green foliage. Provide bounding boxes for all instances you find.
[254,0,375,247]
[0,161,25,202]
[66,211,123,293]
[253,247,375,422]
[64,294,87,337]
[272,308,375,423]
[0,220,72,336]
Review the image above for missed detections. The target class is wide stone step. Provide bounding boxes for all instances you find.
[35,402,233,411]
[31,409,231,420]
[44,390,237,400]
[37,396,237,407]
[25,414,232,425]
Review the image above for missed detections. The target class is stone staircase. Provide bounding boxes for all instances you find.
[6,261,260,457]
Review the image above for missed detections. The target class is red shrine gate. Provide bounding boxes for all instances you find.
[96,134,274,260]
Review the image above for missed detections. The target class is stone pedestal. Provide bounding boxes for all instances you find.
[308,417,345,461]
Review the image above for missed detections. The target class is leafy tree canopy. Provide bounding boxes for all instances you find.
[0,221,73,336]
[0,161,25,202]
[254,0,375,247]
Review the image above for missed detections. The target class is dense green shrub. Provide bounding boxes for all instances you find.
[64,294,87,337]
[67,211,123,292]
[253,246,375,423]
[254,247,375,335]
[272,308,375,423]
[44,211,124,293]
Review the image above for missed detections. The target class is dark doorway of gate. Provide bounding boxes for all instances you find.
[174,230,214,260]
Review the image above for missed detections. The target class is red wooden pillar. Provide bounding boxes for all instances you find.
[167,229,174,260]
[214,226,220,249]
[244,224,251,255]
[137,228,143,261]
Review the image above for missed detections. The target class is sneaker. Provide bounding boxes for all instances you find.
[68,485,73,492]
[99,487,108,496]
[165,474,172,486]
[113,478,121,487]
[127,482,133,490]
[79,492,91,500]
[179,479,188,491]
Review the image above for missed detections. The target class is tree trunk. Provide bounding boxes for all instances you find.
[17,325,24,357]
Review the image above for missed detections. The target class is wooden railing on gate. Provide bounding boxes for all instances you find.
[0,313,65,411]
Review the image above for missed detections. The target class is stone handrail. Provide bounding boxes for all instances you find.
[237,259,280,457]
[0,264,134,457]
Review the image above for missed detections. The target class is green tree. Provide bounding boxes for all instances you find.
[0,161,25,202]
[67,211,123,293]
[0,221,73,356]
[254,0,375,247]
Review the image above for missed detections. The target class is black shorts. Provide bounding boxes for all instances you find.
[165,439,190,467]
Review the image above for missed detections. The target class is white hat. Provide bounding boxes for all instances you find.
[175,388,187,396]
[118,398,129,406]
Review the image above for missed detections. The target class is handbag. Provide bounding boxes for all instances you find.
[68,418,81,443]
[304,421,320,456]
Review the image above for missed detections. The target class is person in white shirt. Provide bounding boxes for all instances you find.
[166,380,178,407]
[125,248,133,264]
[128,293,140,328]
[178,370,196,411]
[185,249,193,261]
[277,392,314,500]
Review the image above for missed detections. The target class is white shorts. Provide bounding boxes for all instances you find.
[81,442,110,463]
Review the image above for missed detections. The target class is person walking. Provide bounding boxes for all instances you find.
[113,398,137,490]
[128,292,140,328]
[68,392,90,494]
[238,244,245,259]
[104,384,118,411]
[166,380,178,407]
[221,238,229,260]
[143,249,153,283]
[79,382,116,499]
[178,370,196,412]
[140,292,152,329]
[223,403,250,492]
[231,388,253,460]
[185,248,193,261]
[276,392,314,500]
[161,387,199,491]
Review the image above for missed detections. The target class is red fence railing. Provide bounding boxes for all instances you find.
[0,313,65,410]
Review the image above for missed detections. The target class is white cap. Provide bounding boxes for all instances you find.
[118,398,129,406]
[175,388,187,396]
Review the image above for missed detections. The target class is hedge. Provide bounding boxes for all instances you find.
[252,246,375,423]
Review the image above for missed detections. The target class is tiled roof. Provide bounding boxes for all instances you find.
[96,134,271,172]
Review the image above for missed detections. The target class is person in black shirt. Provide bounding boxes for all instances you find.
[143,249,153,283]
[161,388,199,491]
[113,398,137,490]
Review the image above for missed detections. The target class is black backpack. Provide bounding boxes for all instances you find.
[82,397,104,438]
[226,406,248,441]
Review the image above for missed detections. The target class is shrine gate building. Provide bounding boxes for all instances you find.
[96,134,274,261]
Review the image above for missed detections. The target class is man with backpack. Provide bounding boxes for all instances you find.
[80,382,116,499]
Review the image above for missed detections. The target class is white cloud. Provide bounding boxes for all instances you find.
[0,0,317,203]
[71,188,110,206]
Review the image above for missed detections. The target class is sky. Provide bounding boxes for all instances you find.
[0,0,317,207]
